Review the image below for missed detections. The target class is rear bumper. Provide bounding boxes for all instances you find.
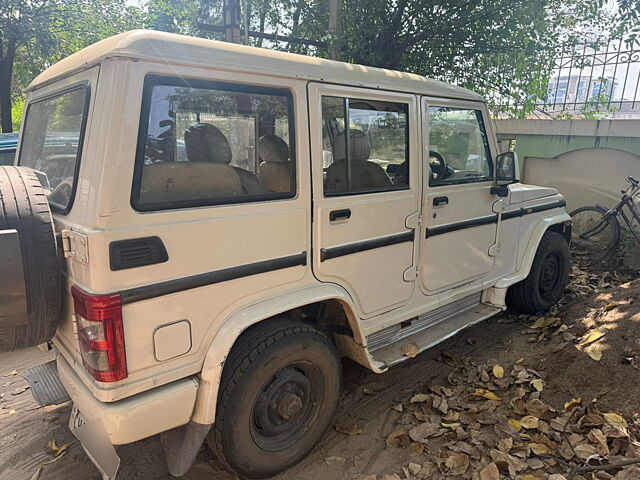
[57,354,199,445]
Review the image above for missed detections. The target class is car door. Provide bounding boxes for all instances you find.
[418,97,499,294]
[308,83,420,318]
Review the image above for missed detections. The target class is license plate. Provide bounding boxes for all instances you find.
[68,404,120,479]
[69,404,86,431]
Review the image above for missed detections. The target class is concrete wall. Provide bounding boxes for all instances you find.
[495,119,640,268]
[494,119,640,211]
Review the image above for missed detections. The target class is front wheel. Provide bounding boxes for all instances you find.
[208,320,341,479]
[507,231,570,314]
[570,205,620,265]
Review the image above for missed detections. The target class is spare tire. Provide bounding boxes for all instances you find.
[0,166,61,352]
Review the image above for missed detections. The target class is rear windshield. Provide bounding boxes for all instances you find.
[19,85,89,213]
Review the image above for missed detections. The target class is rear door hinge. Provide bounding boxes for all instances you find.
[60,230,89,265]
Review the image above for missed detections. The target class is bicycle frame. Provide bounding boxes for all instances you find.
[606,181,640,243]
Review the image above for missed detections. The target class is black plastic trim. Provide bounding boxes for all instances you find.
[18,82,92,215]
[120,252,307,304]
[320,231,414,262]
[426,199,566,237]
[109,236,169,271]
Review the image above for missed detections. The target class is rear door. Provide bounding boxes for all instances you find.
[418,98,499,294]
[309,83,420,318]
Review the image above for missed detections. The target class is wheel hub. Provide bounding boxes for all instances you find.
[250,363,320,452]
[277,392,303,420]
[540,253,561,295]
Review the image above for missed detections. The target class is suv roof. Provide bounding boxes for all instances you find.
[27,30,483,103]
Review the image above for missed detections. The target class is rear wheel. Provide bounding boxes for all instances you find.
[208,320,341,479]
[507,231,570,314]
[570,205,620,265]
[0,166,61,352]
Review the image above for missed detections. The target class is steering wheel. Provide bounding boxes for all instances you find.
[428,150,448,181]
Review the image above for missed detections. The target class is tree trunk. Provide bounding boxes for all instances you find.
[0,36,16,133]
[328,0,342,60]
[287,0,304,53]
[256,0,267,47]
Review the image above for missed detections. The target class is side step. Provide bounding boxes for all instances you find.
[370,304,502,369]
[24,360,71,406]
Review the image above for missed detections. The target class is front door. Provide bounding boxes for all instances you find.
[419,98,499,294]
[309,83,420,318]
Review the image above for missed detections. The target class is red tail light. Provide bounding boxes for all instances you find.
[71,286,127,382]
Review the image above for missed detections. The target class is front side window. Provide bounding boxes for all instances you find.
[427,107,493,187]
[19,86,89,212]
[133,77,295,210]
[322,96,409,195]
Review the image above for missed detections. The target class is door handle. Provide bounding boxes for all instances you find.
[330,208,351,221]
[433,196,449,207]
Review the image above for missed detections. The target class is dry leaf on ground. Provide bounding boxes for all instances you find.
[479,461,500,480]
[401,342,420,358]
[335,424,362,435]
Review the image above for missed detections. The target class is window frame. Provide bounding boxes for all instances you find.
[18,82,92,215]
[426,105,494,188]
[321,95,410,198]
[131,74,297,212]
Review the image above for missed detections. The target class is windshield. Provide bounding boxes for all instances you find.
[19,86,89,212]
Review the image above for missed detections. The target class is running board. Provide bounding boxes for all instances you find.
[369,304,502,369]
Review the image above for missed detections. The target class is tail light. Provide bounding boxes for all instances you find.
[71,286,127,382]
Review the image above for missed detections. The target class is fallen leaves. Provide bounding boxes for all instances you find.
[335,423,362,435]
[493,364,505,379]
[579,327,607,346]
[587,348,603,361]
[401,342,419,358]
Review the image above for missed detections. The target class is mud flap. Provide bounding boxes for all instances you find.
[70,405,121,479]
[24,360,71,406]
[160,421,211,477]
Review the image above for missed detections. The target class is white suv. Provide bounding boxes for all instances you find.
[0,30,571,479]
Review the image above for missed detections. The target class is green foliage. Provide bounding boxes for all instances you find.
[0,0,144,131]
[11,95,24,130]
[2,0,635,127]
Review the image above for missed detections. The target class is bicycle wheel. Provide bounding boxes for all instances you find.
[570,205,620,264]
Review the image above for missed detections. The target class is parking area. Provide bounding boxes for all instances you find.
[2,265,640,480]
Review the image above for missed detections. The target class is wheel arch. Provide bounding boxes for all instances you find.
[190,283,365,425]
[496,211,572,289]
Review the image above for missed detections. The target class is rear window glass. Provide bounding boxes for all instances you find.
[133,76,295,211]
[19,86,89,212]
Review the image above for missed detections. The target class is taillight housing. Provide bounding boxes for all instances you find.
[71,286,127,382]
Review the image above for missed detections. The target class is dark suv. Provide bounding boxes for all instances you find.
[0,133,18,165]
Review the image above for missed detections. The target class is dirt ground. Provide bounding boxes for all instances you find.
[2,264,640,480]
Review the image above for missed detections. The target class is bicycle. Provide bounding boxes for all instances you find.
[570,176,640,265]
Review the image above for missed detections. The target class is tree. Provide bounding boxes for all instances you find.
[0,0,142,133]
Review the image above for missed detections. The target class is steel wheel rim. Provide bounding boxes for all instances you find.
[250,361,323,452]
[539,252,561,297]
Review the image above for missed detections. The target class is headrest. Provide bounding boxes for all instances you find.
[258,134,289,163]
[184,123,232,164]
[333,129,371,162]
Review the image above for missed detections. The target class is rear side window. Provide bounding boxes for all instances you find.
[19,86,89,213]
[132,76,296,211]
[321,96,409,196]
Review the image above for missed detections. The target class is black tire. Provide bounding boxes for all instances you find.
[208,320,341,479]
[0,166,61,352]
[507,231,570,314]
[569,205,620,265]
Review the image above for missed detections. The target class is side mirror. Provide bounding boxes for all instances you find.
[495,151,520,185]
